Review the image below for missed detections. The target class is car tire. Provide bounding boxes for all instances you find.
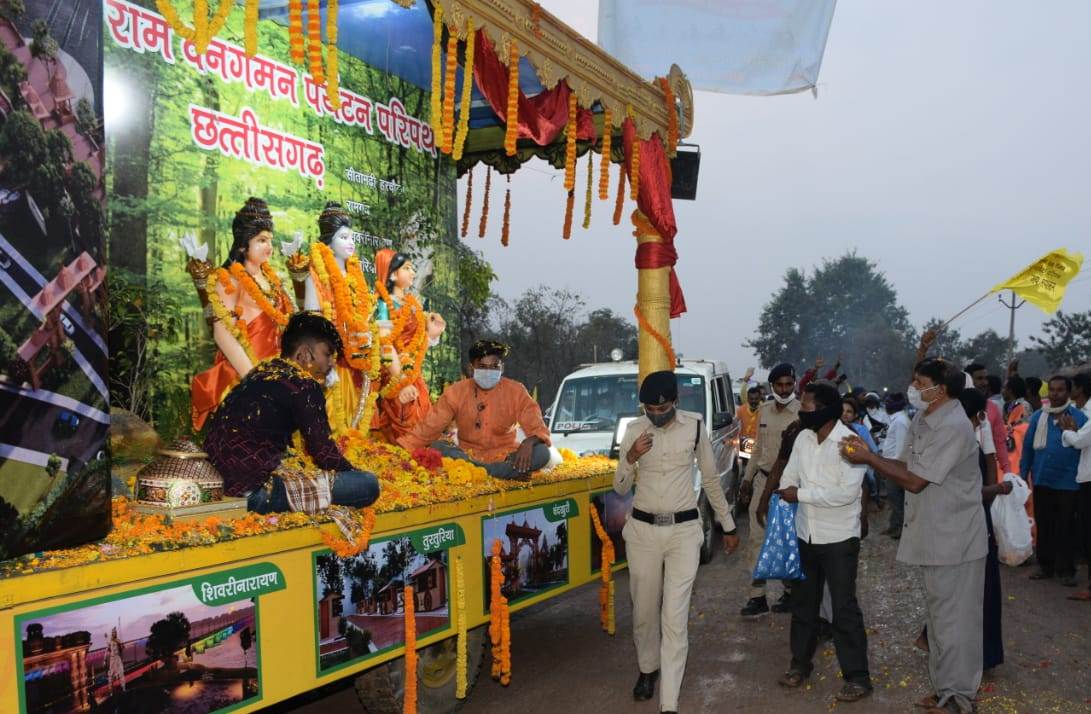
[698,492,716,564]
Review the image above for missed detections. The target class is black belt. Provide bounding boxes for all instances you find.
[632,507,699,526]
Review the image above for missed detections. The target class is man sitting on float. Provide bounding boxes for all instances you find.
[204,312,381,513]
[398,340,551,479]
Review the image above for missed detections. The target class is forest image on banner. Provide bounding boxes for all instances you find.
[104,0,460,440]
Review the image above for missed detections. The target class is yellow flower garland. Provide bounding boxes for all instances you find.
[404,584,418,714]
[478,167,491,238]
[307,0,324,84]
[599,109,613,200]
[658,76,678,155]
[326,0,340,110]
[630,136,641,201]
[228,262,292,328]
[441,29,458,154]
[157,0,234,54]
[503,40,519,156]
[375,286,428,400]
[455,555,469,699]
[288,0,305,63]
[310,242,377,371]
[612,159,626,226]
[460,168,473,238]
[589,505,616,635]
[452,19,475,161]
[243,0,258,56]
[489,539,512,686]
[562,190,574,240]
[429,5,444,133]
[563,91,577,191]
[501,174,511,247]
[582,149,592,230]
[206,269,259,366]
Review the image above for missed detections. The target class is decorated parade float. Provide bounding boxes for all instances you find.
[0,1,695,712]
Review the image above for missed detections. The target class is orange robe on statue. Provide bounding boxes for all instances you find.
[191,312,282,431]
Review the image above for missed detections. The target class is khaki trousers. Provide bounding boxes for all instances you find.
[623,517,703,712]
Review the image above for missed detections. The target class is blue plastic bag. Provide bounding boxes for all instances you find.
[752,494,805,581]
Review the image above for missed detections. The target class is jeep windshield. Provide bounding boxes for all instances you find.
[551,374,706,434]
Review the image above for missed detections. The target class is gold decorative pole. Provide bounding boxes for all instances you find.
[631,210,674,383]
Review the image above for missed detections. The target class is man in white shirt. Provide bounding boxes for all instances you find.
[775,381,872,704]
[1059,371,1091,601]
[882,393,911,539]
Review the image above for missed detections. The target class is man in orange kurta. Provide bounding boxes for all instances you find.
[399,340,551,479]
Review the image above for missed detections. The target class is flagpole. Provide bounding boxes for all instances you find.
[999,289,1026,371]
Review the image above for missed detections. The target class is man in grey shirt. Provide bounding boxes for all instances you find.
[841,358,986,714]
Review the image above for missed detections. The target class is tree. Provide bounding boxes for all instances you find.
[456,244,498,355]
[960,329,1011,372]
[317,555,344,599]
[146,612,190,669]
[0,327,16,366]
[0,110,49,190]
[920,318,964,363]
[747,252,917,390]
[75,97,96,134]
[574,308,637,364]
[239,625,253,693]
[1031,310,1091,369]
[495,286,585,405]
[0,0,25,21]
[29,20,58,79]
[0,40,27,103]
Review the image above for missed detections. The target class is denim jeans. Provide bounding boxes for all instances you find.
[246,470,380,514]
[429,440,551,479]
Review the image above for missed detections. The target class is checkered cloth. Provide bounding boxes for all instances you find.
[272,465,332,514]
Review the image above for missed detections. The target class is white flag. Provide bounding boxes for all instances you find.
[598,0,837,96]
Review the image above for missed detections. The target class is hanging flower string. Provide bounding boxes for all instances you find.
[489,539,512,686]
[563,90,578,191]
[404,584,418,714]
[582,149,593,229]
[589,505,616,635]
[429,4,444,132]
[288,0,305,63]
[629,141,641,201]
[599,108,613,200]
[562,190,574,240]
[503,39,519,156]
[501,174,511,247]
[441,28,459,154]
[455,555,469,699]
[452,19,476,161]
[243,0,259,56]
[634,303,676,367]
[306,0,324,83]
[478,167,491,238]
[325,0,340,110]
[658,77,678,155]
[612,160,626,226]
[461,168,473,238]
[157,0,235,54]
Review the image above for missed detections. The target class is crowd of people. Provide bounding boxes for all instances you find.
[725,334,1091,713]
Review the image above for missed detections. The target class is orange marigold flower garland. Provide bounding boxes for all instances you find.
[634,303,676,367]
[612,160,626,226]
[589,505,616,635]
[501,174,511,247]
[206,269,258,365]
[563,90,578,191]
[374,286,428,400]
[404,584,418,714]
[441,28,458,154]
[320,507,375,558]
[599,108,613,200]
[460,168,473,238]
[582,149,593,230]
[311,243,376,371]
[157,0,234,54]
[658,76,678,155]
[243,0,259,56]
[562,190,574,240]
[503,40,519,156]
[306,0,324,84]
[478,167,491,238]
[429,4,444,133]
[288,0,305,63]
[452,19,476,161]
[228,262,292,327]
[325,0,341,110]
[629,137,641,201]
[489,539,512,686]
[455,556,469,699]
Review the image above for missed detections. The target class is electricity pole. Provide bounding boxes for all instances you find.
[999,290,1025,371]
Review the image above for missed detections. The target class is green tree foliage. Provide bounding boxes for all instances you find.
[747,252,917,390]
[317,554,344,599]
[146,611,191,669]
[0,0,25,21]
[919,319,1014,373]
[29,20,57,74]
[0,39,27,102]
[75,97,96,134]
[0,326,16,366]
[1030,310,1091,369]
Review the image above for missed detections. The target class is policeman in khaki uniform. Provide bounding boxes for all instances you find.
[614,371,740,714]
[738,362,800,617]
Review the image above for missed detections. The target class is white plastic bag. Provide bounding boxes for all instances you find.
[990,473,1034,567]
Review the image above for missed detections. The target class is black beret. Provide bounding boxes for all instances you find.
[639,370,678,405]
[768,363,796,383]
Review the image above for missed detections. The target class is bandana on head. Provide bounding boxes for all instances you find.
[469,339,510,361]
[639,370,678,405]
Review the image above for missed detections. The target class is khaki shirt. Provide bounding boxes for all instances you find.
[614,409,735,531]
[897,399,987,566]
[744,399,801,482]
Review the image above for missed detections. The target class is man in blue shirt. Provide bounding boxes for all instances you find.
[1021,375,1088,586]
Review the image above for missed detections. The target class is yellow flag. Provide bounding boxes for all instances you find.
[992,248,1084,314]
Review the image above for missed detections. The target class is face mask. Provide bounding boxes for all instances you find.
[473,368,502,390]
[908,384,940,410]
[325,368,340,389]
[646,407,676,428]
[799,404,841,432]
[772,391,796,406]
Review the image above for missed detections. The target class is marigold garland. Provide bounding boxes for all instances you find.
[460,168,473,238]
[320,506,376,558]
[243,0,259,56]
[206,269,259,366]
[375,286,429,400]
[599,109,613,200]
[288,0,305,63]
[629,135,641,201]
[325,0,340,110]
[503,40,519,156]
[228,262,292,328]
[452,19,475,161]
[562,190,574,240]
[157,0,234,54]
[589,505,616,635]
[455,556,469,699]
[612,160,626,226]
[489,539,512,686]
[658,76,679,155]
[478,167,491,238]
[501,174,511,247]
[306,0,324,84]
[429,5,444,132]
[582,149,593,230]
[634,303,676,367]
[563,91,578,191]
[311,242,377,371]
[441,28,458,154]
[404,584,418,714]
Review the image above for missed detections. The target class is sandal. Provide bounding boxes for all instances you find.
[835,682,873,702]
[777,670,808,688]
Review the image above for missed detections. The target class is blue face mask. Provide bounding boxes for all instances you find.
[473,368,502,390]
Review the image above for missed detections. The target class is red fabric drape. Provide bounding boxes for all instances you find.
[624,120,686,317]
[472,30,595,145]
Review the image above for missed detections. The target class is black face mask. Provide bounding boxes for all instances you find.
[799,404,841,432]
[647,407,676,428]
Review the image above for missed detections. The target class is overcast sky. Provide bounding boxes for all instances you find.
[463,0,1091,378]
